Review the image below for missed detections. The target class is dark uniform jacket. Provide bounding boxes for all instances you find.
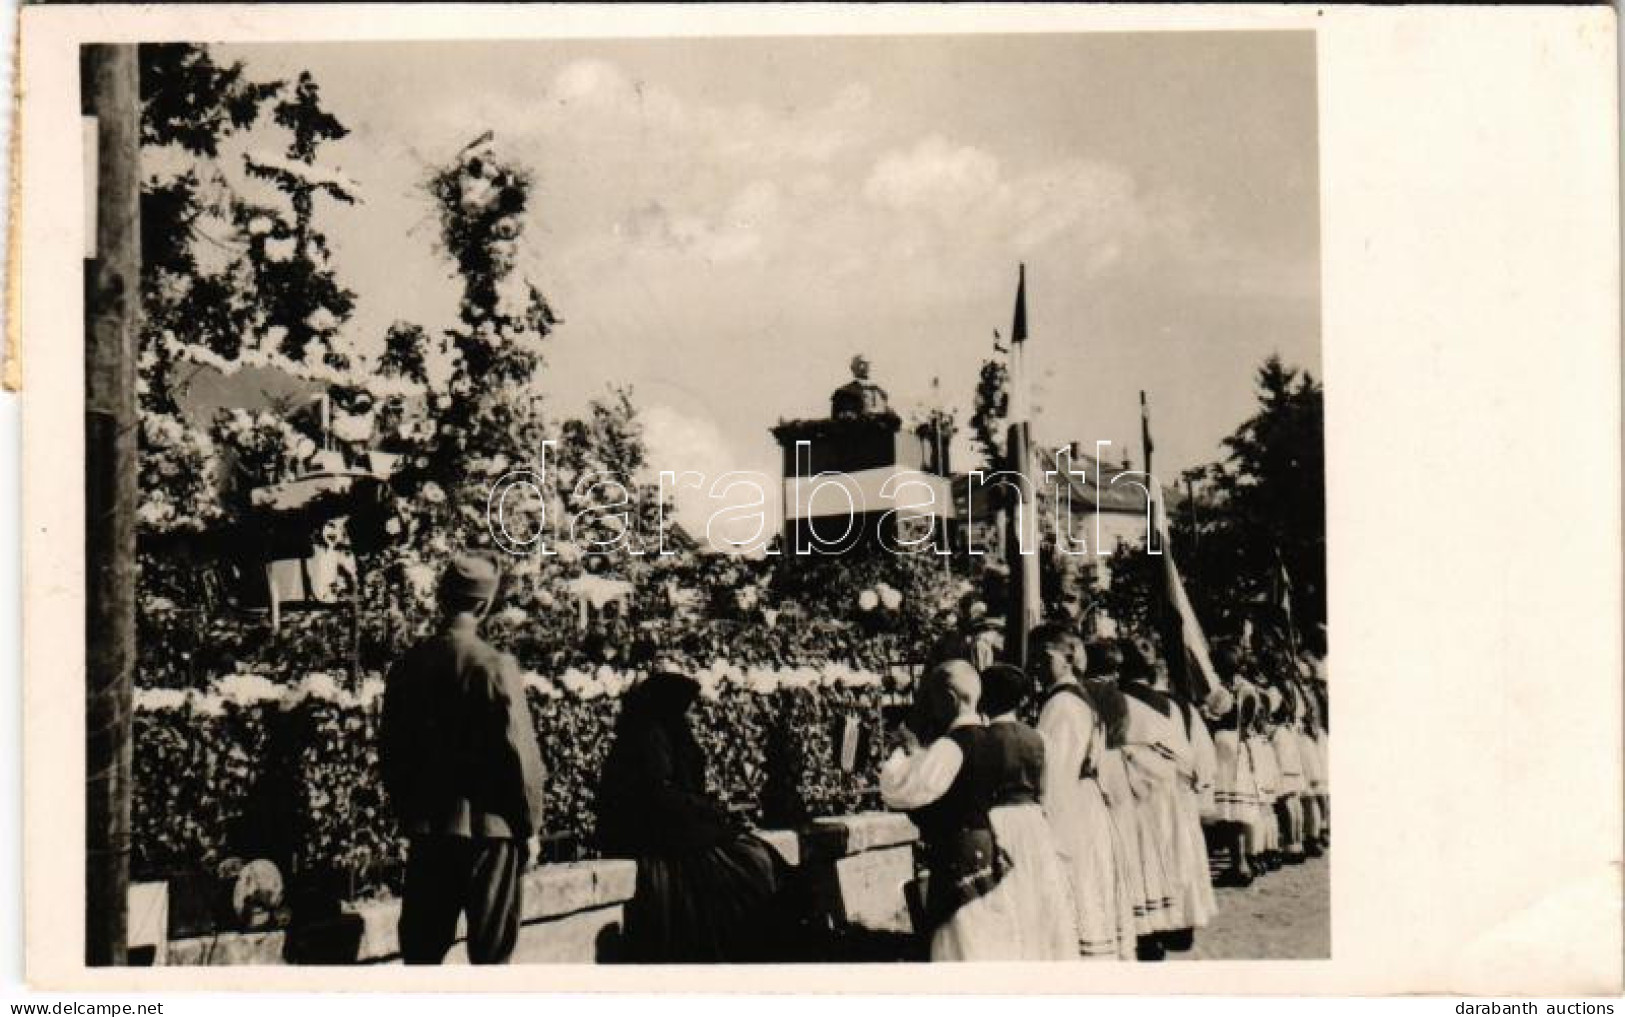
[380,614,546,839]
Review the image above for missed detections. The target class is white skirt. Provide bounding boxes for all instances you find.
[1271,730,1307,796]
[1299,730,1327,793]
[988,803,1083,960]
[1212,729,1259,824]
[1245,738,1280,846]
[1044,778,1135,960]
[930,876,1022,962]
[1169,785,1218,930]
[1104,757,1178,936]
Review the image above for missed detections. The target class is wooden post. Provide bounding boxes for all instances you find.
[83,43,141,968]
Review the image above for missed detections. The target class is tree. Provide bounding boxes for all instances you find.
[969,356,1009,469]
[1205,355,1326,653]
[350,134,570,660]
[134,48,378,686]
[378,321,432,386]
[138,44,282,404]
[1097,355,1326,655]
[241,70,359,368]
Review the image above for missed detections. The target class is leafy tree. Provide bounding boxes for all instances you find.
[970,356,1009,469]
[139,44,280,158]
[240,70,358,367]
[138,44,283,407]
[378,321,433,386]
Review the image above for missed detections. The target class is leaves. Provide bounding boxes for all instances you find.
[132,679,887,897]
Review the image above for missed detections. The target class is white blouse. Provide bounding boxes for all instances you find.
[879,718,980,810]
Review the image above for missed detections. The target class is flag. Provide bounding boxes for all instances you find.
[1273,551,1298,656]
[1004,264,1041,665]
[1139,390,1154,472]
[1155,494,1221,704]
[1010,265,1028,344]
[1142,394,1219,704]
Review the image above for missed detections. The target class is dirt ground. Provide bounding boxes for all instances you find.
[1188,850,1331,960]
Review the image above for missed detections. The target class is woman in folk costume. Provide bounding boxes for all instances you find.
[1086,639,1176,960]
[1028,626,1136,961]
[596,666,792,963]
[1208,645,1259,887]
[1288,670,1326,858]
[1191,684,1226,824]
[880,660,1016,961]
[1304,673,1331,850]
[1178,682,1225,931]
[1245,685,1283,872]
[1117,635,1211,955]
[978,662,1082,960]
[1269,682,1308,863]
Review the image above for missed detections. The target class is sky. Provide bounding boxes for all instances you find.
[212,33,1320,542]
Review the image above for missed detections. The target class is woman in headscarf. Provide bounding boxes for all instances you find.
[595,666,790,963]
[979,662,1080,960]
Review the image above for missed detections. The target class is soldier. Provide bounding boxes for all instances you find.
[380,554,546,964]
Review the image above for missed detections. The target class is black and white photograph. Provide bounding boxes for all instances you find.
[83,30,1328,968]
[15,2,1619,998]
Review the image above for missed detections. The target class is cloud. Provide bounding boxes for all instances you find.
[862,136,1001,212]
[410,56,1197,309]
[551,58,633,105]
[639,403,781,551]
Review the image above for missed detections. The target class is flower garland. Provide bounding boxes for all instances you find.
[134,661,905,718]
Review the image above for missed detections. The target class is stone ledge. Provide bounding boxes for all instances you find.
[755,828,802,867]
[812,811,919,854]
[160,816,918,965]
[168,929,286,967]
[347,859,638,962]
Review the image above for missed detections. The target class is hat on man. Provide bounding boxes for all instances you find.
[441,553,500,602]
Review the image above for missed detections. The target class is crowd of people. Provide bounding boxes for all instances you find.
[883,617,1330,962]
[378,554,1328,965]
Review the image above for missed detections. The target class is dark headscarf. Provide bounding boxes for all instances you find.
[597,670,728,856]
[616,670,701,735]
[979,663,1031,718]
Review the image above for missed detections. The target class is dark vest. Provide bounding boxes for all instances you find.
[985,720,1045,807]
[907,725,1009,933]
[908,726,998,843]
[1121,680,1174,717]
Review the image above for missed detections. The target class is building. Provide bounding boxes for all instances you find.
[770,356,955,553]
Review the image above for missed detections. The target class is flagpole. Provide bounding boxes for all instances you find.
[1003,265,1041,666]
[1140,390,1154,486]
[1142,390,1180,699]
[931,376,950,572]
